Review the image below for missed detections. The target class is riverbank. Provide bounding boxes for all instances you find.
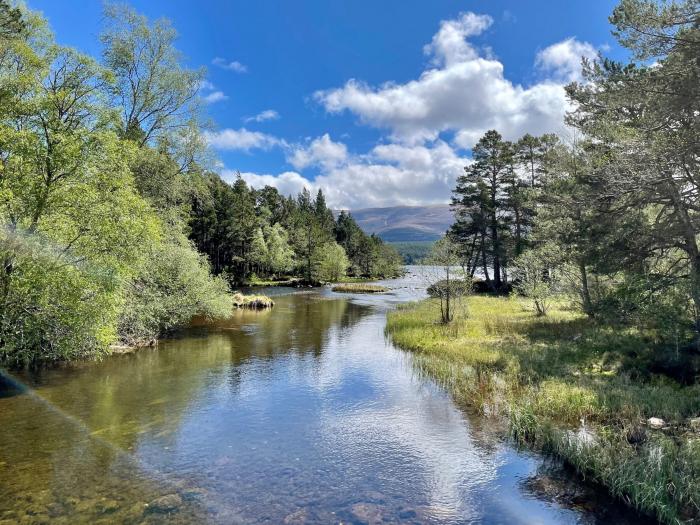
[386,296,700,524]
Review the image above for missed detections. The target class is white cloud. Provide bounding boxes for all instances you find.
[230,170,313,197]
[314,11,594,148]
[244,109,280,123]
[204,128,283,151]
[237,139,468,209]
[288,134,348,170]
[212,57,248,73]
[198,80,228,104]
[214,13,599,209]
[423,12,492,67]
[535,37,598,82]
[202,90,228,103]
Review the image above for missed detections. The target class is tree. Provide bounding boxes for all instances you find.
[313,241,349,283]
[0,0,25,40]
[265,223,294,276]
[452,130,514,291]
[100,3,204,147]
[566,0,700,339]
[513,243,563,316]
[424,236,466,323]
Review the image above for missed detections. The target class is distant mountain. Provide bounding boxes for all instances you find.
[346,205,453,242]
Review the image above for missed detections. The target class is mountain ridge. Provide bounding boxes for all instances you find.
[342,204,453,242]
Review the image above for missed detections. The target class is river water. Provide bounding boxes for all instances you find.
[0,269,652,524]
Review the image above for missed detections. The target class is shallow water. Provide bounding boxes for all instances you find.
[0,269,653,524]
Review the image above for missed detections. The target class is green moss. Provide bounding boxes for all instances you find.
[386,296,700,524]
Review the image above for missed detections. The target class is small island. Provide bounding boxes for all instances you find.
[331,283,388,294]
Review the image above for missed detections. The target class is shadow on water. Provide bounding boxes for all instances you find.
[0,371,25,398]
[0,278,656,524]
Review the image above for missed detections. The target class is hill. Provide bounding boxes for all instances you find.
[347,205,453,242]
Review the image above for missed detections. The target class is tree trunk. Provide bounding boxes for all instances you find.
[578,261,593,317]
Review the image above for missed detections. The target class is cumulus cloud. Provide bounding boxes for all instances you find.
[212,57,248,73]
[198,80,228,104]
[215,13,599,208]
[314,11,595,147]
[238,139,468,209]
[423,12,493,67]
[244,109,280,123]
[204,128,283,151]
[287,134,348,170]
[535,37,598,82]
[231,170,313,197]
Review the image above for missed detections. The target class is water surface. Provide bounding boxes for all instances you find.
[0,270,653,524]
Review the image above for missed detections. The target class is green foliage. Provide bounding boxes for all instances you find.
[117,237,232,346]
[512,243,564,316]
[388,241,434,264]
[331,283,388,293]
[312,241,349,283]
[0,4,232,366]
[426,279,471,299]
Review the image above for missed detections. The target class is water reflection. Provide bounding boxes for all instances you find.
[0,277,652,524]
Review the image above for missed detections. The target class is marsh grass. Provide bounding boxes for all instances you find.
[386,296,700,523]
[331,283,388,293]
[232,292,274,309]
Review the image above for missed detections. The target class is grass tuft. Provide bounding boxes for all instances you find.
[232,292,274,309]
[332,283,388,293]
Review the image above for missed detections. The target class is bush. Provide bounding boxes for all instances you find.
[117,238,232,346]
[0,233,120,366]
[427,279,471,299]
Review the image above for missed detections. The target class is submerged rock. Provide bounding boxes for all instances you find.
[145,494,182,514]
[351,502,384,525]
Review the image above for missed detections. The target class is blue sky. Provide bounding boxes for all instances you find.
[29,0,624,209]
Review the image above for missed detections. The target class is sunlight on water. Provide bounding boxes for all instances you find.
[0,270,653,524]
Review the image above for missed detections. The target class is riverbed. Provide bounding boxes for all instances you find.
[0,269,653,524]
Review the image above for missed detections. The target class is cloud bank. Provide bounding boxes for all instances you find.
[210,12,597,208]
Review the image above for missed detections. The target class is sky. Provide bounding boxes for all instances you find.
[28,0,625,209]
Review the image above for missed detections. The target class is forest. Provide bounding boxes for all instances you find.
[0,1,402,367]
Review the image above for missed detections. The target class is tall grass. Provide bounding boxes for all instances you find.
[386,296,700,524]
[331,283,388,293]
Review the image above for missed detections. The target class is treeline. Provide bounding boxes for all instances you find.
[449,0,700,350]
[189,176,402,284]
[0,2,400,367]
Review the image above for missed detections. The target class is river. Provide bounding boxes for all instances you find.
[0,268,653,524]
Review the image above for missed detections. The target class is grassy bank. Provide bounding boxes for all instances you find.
[386,296,700,523]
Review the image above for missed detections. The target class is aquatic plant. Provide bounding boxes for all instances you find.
[232,292,275,309]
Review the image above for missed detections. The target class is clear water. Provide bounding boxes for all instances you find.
[0,269,653,524]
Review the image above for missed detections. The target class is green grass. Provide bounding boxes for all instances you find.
[386,296,700,524]
[232,292,274,309]
[331,283,388,293]
[245,275,301,287]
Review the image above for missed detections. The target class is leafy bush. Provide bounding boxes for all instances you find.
[427,279,471,299]
[117,238,232,346]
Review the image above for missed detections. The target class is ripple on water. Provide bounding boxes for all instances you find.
[0,270,655,524]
